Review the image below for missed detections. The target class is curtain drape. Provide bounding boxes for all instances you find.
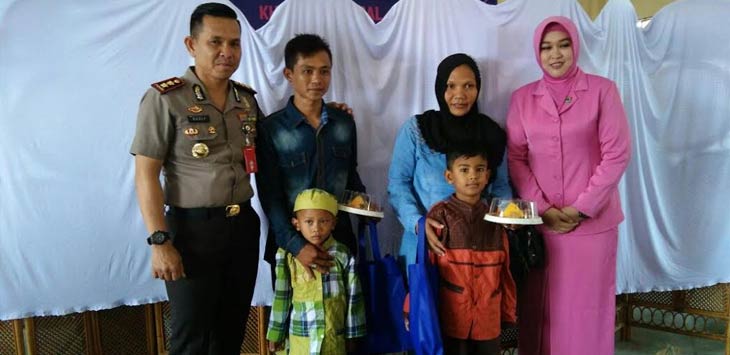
[1,0,728,320]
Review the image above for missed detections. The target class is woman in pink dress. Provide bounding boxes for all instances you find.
[506,16,631,355]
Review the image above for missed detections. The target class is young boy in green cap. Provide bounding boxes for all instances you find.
[266,188,366,354]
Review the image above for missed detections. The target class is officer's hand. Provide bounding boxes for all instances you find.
[151,242,186,281]
[295,243,334,279]
[326,101,354,116]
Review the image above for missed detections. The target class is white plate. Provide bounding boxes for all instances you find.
[338,205,385,218]
[483,214,543,225]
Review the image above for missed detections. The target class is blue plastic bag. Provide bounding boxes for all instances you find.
[357,221,412,353]
[407,217,444,355]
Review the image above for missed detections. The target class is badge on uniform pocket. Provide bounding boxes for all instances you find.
[192,143,209,158]
[242,122,256,137]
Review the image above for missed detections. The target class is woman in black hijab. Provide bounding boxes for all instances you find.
[388,53,511,266]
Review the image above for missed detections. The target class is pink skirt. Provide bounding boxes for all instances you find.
[517,228,618,355]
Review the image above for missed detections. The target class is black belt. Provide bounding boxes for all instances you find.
[168,200,250,219]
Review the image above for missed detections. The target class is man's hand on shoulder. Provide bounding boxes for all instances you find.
[294,243,334,279]
[326,101,353,116]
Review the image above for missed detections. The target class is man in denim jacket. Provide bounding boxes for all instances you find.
[257,34,366,278]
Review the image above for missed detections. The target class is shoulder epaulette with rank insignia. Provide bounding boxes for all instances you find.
[231,80,257,95]
[151,77,185,94]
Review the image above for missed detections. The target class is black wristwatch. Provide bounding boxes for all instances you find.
[147,230,171,245]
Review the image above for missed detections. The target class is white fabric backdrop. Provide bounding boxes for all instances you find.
[1,0,729,320]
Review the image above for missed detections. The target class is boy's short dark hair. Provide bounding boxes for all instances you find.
[446,147,503,184]
[446,150,489,170]
[190,3,239,37]
[284,34,333,70]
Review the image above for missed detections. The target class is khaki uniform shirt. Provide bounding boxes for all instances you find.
[130,67,260,207]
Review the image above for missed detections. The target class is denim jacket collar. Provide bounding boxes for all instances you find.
[283,96,329,129]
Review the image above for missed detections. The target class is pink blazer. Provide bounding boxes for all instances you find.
[506,70,631,235]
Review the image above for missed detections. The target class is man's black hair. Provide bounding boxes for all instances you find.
[284,34,333,70]
[190,3,240,37]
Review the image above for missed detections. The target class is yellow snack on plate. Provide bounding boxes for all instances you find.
[502,202,525,218]
[348,195,367,209]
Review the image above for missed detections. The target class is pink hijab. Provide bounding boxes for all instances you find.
[533,16,581,108]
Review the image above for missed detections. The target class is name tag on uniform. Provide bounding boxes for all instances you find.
[187,115,210,123]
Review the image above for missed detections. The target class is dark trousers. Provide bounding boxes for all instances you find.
[444,336,501,355]
[164,202,260,355]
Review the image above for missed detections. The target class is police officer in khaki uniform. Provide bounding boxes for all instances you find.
[130,3,261,354]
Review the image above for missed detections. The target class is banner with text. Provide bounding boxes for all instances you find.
[233,0,496,29]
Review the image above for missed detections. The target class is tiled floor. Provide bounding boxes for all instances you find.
[615,327,725,355]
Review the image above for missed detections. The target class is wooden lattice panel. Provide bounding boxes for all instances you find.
[94,305,155,355]
[157,302,171,353]
[630,290,674,307]
[0,320,23,355]
[26,314,91,355]
[500,327,518,353]
[241,306,264,354]
[686,285,728,314]
[626,283,730,355]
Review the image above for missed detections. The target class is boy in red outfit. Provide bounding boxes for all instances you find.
[404,149,517,355]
